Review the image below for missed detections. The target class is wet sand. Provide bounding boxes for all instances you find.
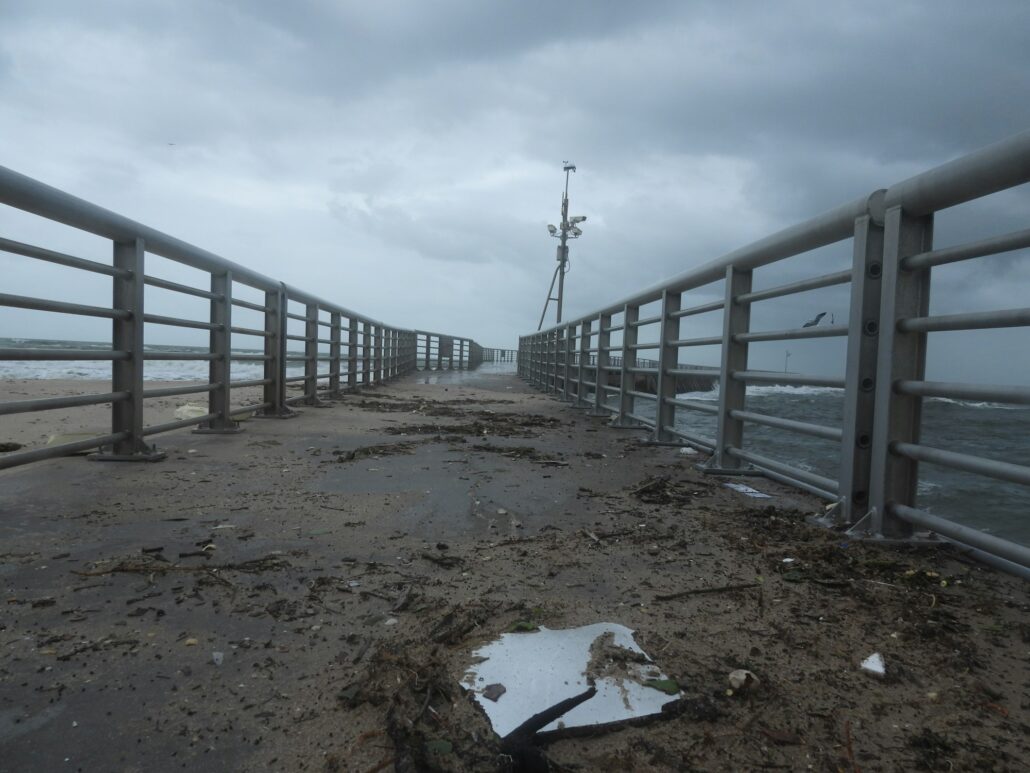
[0,379,267,453]
[0,370,1027,771]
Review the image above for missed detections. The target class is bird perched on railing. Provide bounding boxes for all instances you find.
[802,312,827,328]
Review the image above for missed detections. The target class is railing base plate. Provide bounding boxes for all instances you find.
[89,447,166,463]
[253,409,299,420]
[192,425,244,435]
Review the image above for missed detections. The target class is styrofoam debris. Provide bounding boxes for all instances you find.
[860,652,886,677]
[461,623,680,737]
[724,482,772,499]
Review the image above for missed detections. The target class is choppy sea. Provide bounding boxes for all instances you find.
[2,337,1027,545]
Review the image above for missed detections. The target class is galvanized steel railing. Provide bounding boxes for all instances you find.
[0,165,484,471]
[519,130,1030,575]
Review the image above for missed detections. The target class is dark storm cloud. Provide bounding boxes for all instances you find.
[0,0,1028,379]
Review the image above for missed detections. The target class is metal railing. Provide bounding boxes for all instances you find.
[519,130,1030,576]
[480,348,518,363]
[0,165,484,470]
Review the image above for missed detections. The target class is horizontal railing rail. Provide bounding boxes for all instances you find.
[0,166,486,471]
[518,129,1030,577]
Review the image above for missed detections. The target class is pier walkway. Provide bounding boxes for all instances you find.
[2,367,1027,771]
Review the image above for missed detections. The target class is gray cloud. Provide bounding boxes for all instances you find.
[1,0,1028,382]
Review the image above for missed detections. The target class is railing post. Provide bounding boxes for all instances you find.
[612,304,639,426]
[395,330,403,376]
[391,329,399,378]
[436,335,444,371]
[374,324,384,382]
[196,270,240,434]
[545,329,556,392]
[712,266,753,469]
[329,311,341,395]
[257,287,293,417]
[347,317,358,389]
[361,322,372,386]
[304,303,320,405]
[863,205,934,538]
[654,289,682,442]
[554,327,564,396]
[538,333,546,387]
[561,324,574,401]
[836,210,885,525]
[576,319,591,406]
[423,333,431,371]
[527,336,534,382]
[97,236,164,460]
[590,313,611,416]
[408,332,418,373]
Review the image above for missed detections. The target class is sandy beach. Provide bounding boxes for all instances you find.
[0,379,270,454]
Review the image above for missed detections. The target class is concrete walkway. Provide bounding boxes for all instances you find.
[1,369,1027,771]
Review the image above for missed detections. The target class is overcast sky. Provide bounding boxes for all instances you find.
[1,0,1028,382]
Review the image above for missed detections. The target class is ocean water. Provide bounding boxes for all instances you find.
[2,338,1026,545]
[625,385,1030,546]
[0,337,320,381]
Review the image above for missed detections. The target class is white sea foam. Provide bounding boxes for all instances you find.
[676,384,843,400]
[925,397,1026,411]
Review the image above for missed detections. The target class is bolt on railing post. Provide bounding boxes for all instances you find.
[613,304,639,426]
[98,236,164,460]
[304,303,320,405]
[836,212,885,525]
[329,311,341,395]
[347,317,358,389]
[712,266,753,469]
[361,322,372,386]
[654,289,682,442]
[865,205,934,538]
[196,270,239,434]
[590,313,611,416]
[576,319,591,406]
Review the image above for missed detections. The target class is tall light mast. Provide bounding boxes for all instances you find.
[538,162,586,330]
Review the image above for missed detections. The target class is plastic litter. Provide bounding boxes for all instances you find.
[461,622,681,737]
[173,403,209,421]
[860,652,886,677]
[724,482,771,499]
[728,669,760,691]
